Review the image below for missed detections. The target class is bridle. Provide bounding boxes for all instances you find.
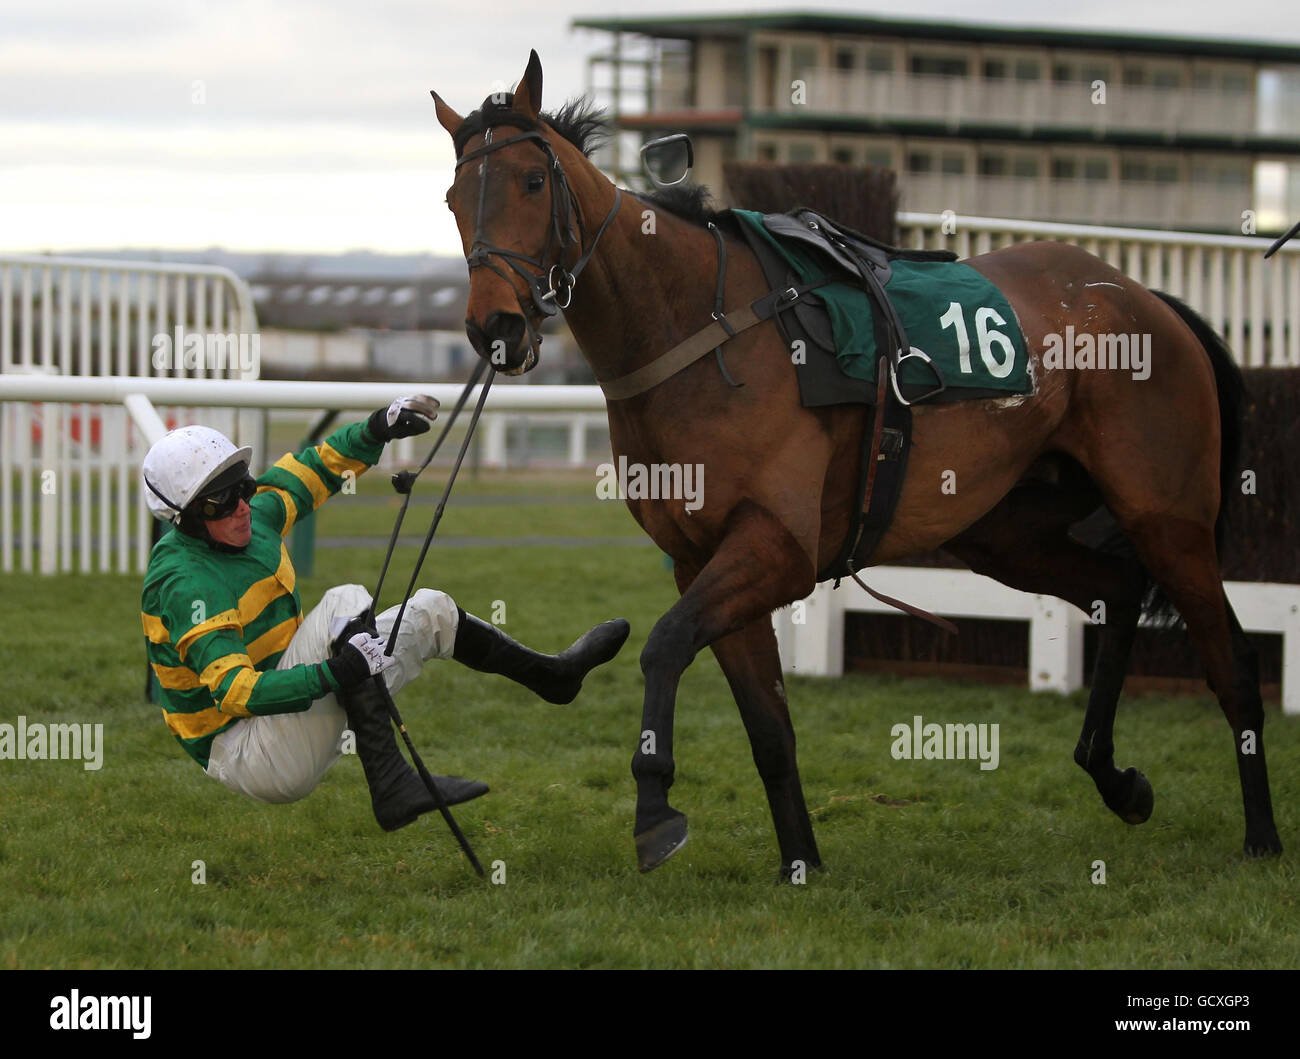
[453,115,622,369]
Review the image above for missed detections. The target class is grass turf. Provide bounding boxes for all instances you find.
[0,470,1296,968]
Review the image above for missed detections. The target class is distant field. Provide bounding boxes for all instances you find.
[1,469,1297,969]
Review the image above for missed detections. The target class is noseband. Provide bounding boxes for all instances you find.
[454,120,622,365]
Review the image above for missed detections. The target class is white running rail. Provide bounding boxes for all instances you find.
[1,254,259,574]
[897,212,1300,368]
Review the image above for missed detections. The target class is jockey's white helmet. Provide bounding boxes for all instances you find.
[141,425,253,524]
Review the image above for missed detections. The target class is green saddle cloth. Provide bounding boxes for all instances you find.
[733,210,1032,398]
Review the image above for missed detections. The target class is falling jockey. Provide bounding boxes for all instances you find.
[139,396,630,830]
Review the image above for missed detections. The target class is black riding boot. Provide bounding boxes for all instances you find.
[337,674,488,832]
[452,609,630,704]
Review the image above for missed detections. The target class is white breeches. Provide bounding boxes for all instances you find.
[204,584,458,804]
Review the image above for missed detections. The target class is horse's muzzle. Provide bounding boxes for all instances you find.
[465,311,536,375]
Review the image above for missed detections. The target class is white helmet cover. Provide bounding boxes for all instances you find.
[142,425,253,524]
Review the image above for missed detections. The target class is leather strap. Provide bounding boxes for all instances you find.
[599,283,823,401]
[837,356,956,635]
[708,222,743,388]
[847,571,959,636]
[600,305,762,401]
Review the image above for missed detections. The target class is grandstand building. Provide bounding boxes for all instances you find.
[573,11,1300,232]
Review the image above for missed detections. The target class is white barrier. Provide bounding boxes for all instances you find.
[897,212,1300,368]
[772,571,1300,715]
[1,254,260,575]
[0,374,613,574]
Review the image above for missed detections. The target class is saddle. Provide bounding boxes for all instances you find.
[729,207,957,582]
[731,207,958,408]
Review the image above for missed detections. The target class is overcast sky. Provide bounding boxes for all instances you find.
[2,0,1298,255]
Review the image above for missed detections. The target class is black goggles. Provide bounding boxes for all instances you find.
[196,475,256,520]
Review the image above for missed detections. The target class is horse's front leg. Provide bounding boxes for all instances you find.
[633,500,815,872]
[710,616,822,877]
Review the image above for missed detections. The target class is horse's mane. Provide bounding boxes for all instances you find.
[634,183,730,229]
[454,92,731,230]
[453,93,609,160]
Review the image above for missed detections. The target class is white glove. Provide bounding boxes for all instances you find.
[369,395,439,441]
[347,631,398,677]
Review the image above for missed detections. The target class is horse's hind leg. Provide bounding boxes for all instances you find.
[709,617,821,877]
[1224,601,1280,853]
[945,483,1153,824]
[1123,516,1281,855]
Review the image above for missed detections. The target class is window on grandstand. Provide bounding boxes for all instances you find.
[1083,159,1110,182]
[790,44,819,84]
[911,54,968,77]
[757,45,779,109]
[866,48,894,73]
[1122,160,1150,182]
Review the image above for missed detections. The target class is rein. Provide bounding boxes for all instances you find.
[368,357,489,617]
[354,360,497,879]
[368,359,495,648]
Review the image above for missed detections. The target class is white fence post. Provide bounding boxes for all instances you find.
[483,414,508,468]
[1029,595,1085,694]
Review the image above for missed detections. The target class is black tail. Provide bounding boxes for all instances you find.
[1142,290,1246,622]
[1149,290,1245,561]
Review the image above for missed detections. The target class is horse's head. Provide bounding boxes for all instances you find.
[432,51,614,376]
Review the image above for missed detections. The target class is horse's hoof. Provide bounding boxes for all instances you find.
[1243,832,1283,858]
[635,812,688,873]
[1116,767,1154,825]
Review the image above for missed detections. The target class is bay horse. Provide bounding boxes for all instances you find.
[431,51,1281,875]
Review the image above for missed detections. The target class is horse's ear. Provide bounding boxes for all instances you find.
[512,50,542,119]
[430,90,464,136]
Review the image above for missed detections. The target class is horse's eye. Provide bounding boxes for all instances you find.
[526,172,545,193]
